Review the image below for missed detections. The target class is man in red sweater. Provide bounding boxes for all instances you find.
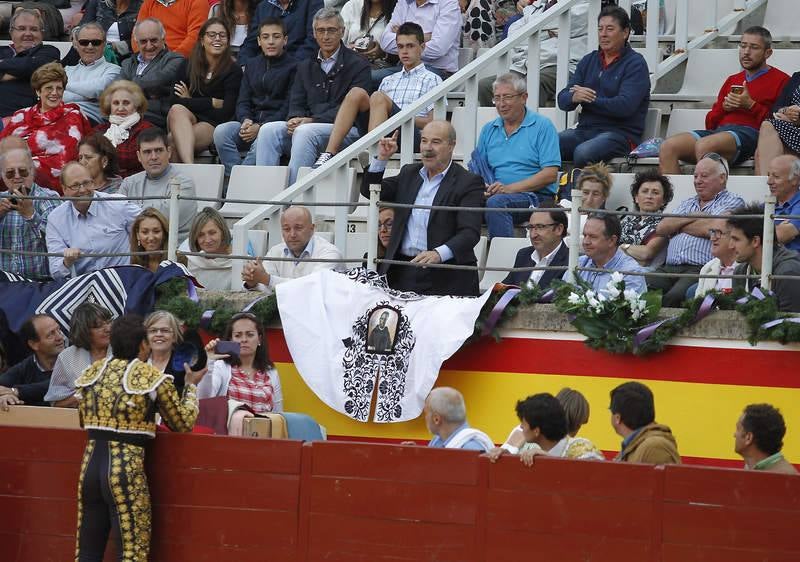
[659,26,789,174]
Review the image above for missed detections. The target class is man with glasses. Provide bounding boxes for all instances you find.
[0,145,60,280]
[660,26,789,174]
[501,209,568,290]
[562,212,647,295]
[64,22,121,125]
[0,9,60,118]
[255,7,371,184]
[119,18,186,128]
[647,155,745,307]
[478,73,560,239]
[135,0,208,57]
[238,0,322,65]
[692,218,738,298]
[45,161,142,279]
[768,155,800,253]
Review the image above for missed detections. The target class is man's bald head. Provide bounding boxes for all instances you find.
[767,155,800,203]
[280,205,315,257]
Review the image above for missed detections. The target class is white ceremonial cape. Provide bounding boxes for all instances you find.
[277,269,493,423]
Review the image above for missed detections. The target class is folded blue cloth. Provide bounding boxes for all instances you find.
[283,412,324,441]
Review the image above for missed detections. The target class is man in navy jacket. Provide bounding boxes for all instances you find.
[556,5,650,167]
[238,0,322,66]
[255,7,371,184]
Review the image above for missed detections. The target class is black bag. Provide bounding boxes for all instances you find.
[18,3,66,40]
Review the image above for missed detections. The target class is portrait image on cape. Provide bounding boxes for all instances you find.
[366,306,400,354]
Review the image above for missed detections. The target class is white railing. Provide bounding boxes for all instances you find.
[229,0,767,289]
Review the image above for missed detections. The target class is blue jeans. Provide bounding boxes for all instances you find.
[213,121,256,176]
[559,128,630,167]
[485,192,540,238]
[256,121,360,185]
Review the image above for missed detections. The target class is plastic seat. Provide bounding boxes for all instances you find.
[218,165,289,219]
[171,163,225,212]
[480,237,531,291]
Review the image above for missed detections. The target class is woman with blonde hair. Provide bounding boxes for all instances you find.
[95,80,154,177]
[130,207,169,272]
[561,161,613,237]
[0,62,91,192]
[182,207,236,290]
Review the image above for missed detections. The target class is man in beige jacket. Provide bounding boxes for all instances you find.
[610,381,681,464]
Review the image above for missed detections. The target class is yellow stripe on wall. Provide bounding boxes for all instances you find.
[279,363,800,462]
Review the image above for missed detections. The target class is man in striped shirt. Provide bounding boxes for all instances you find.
[646,155,745,307]
[312,21,441,168]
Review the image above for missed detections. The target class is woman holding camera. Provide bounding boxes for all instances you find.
[341,0,395,67]
[74,314,204,560]
[198,312,283,414]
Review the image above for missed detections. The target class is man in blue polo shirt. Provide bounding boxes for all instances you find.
[477,73,560,239]
[769,155,800,252]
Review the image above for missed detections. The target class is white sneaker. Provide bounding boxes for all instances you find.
[312,152,334,168]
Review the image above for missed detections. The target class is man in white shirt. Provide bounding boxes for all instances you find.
[64,22,121,124]
[501,209,569,289]
[241,205,344,293]
[693,218,737,298]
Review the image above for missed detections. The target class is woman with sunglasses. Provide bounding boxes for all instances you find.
[0,62,91,193]
[198,312,283,415]
[167,18,243,163]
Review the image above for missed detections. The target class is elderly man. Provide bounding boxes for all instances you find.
[360,120,485,296]
[693,218,738,298]
[46,162,141,279]
[119,18,185,128]
[478,73,560,238]
[0,314,65,410]
[0,9,60,117]
[0,144,60,280]
[239,0,321,65]
[255,7,371,184]
[611,381,681,465]
[769,155,800,252]
[734,403,798,474]
[647,155,745,307]
[728,203,800,312]
[502,209,568,290]
[378,0,461,80]
[660,27,788,174]
[556,5,650,167]
[134,0,207,58]
[563,212,646,294]
[64,22,121,125]
[119,128,196,242]
[424,387,493,451]
[242,205,344,294]
[478,0,589,107]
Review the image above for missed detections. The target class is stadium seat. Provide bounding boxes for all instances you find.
[349,167,400,222]
[296,166,358,220]
[247,229,268,257]
[480,236,530,291]
[474,235,488,277]
[763,0,800,41]
[171,163,224,212]
[346,231,370,268]
[218,165,289,219]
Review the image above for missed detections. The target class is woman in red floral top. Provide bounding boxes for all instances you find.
[0,62,91,194]
[94,80,154,178]
[198,312,284,414]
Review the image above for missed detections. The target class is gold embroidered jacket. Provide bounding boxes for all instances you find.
[76,358,198,437]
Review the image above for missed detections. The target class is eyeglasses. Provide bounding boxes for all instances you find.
[314,27,342,36]
[701,152,729,176]
[205,31,228,40]
[378,220,393,230]
[11,26,41,33]
[524,223,558,232]
[147,327,174,335]
[78,39,103,47]
[492,93,523,104]
[4,167,30,179]
[137,37,161,45]
[64,179,94,192]
[708,228,726,239]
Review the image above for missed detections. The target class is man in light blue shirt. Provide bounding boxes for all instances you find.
[46,162,142,279]
[564,212,647,295]
[477,73,561,238]
[425,387,494,452]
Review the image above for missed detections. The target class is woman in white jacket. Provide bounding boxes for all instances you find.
[198,312,283,414]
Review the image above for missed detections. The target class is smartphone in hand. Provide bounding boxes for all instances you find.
[215,340,241,358]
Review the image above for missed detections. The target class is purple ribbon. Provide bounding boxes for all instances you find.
[634,293,716,349]
[737,286,768,305]
[186,278,199,303]
[761,317,800,329]
[242,295,268,313]
[539,289,555,303]
[199,309,215,331]
[481,288,521,337]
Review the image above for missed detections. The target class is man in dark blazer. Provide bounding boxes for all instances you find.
[360,120,484,296]
[502,208,569,289]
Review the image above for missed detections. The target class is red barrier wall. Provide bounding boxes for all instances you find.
[1,426,798,562]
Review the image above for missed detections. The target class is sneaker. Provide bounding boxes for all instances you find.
[312,152,334,168]
[358,150,371,172]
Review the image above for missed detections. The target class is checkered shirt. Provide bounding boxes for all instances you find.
[0,183,61,279]
[379,64,442,118]
[226,366,276,414]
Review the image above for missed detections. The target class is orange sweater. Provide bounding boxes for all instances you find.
[134,0,208,58]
